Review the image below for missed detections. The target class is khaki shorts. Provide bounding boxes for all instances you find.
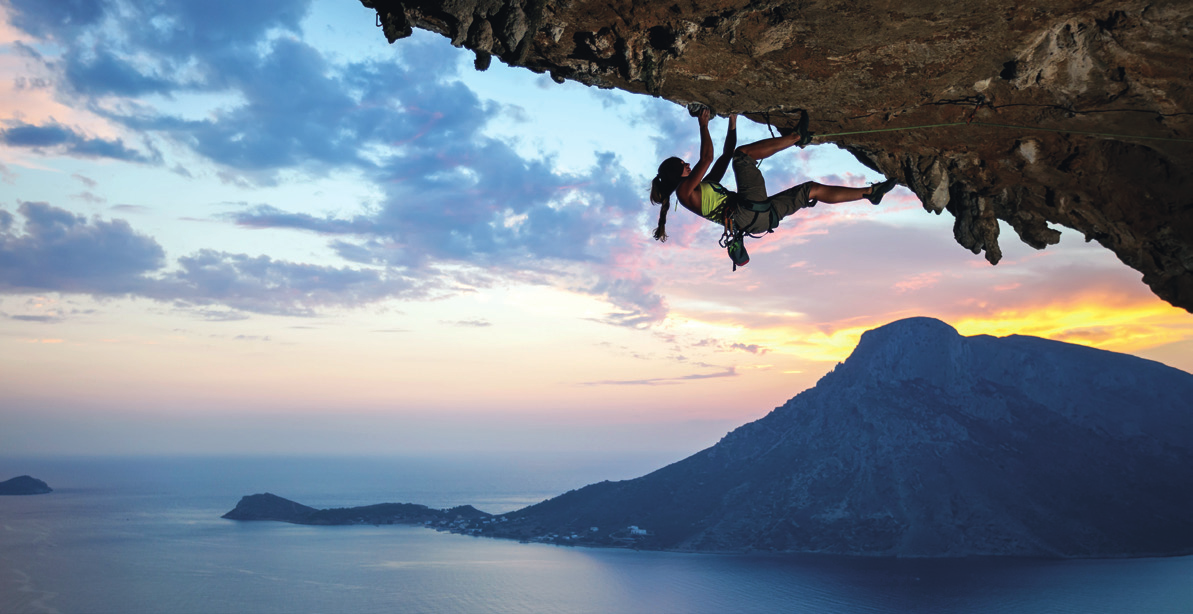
[731,151,816,234]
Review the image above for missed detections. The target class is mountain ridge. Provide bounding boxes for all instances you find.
[484,317,1193,557]
[224,317,1193,558]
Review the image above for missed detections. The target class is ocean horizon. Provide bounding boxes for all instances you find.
[2,454,1190,614]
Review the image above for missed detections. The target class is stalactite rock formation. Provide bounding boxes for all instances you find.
[360,0,1193,312]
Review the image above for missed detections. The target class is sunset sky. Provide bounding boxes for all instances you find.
[2,0,1190,458]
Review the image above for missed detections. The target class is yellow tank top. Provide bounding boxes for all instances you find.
[699,182,729,221]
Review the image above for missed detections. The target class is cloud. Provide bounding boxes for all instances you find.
[0,201,165,294]
[445,319,491,328]
[110,204,150,213]
[581,366,738,386]
[0,121,151,161]
[219,75,671,324]
[71,191,106,204]
[7,313,61,323]
[154,249,423,316]
[9,0,311,93]
[4,0,672,325]
[4,0,108,39]
[0,202,429,317]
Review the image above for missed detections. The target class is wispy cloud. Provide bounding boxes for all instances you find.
[445,319,492,328]
[7,313,61,323]
[582,366,737,386]
[0,121,153,162]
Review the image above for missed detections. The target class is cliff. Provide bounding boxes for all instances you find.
[359,0,1193,312]
[0,475,52,495]
[487,318,1193,557]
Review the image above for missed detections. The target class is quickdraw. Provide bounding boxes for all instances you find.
[965,94,988,124]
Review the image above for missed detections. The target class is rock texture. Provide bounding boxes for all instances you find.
[359,0,1193,312]
[0,475,52,495]
[489,318,1193,557]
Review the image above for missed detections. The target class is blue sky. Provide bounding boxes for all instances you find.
[1,0,1189,457]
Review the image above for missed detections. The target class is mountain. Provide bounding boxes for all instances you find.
[0,475,52,495]
[361,0,1193,312]
[484,318,1193,557]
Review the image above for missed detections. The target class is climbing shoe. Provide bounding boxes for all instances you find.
[794,109,813,147]
[866,178,897,205]
[777,110,814,147]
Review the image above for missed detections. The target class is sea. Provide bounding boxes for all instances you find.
[1,455,1190,614]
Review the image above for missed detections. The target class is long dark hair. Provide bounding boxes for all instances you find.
[650,157,684,242]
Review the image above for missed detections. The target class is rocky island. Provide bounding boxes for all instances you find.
[222,492,489,526]
[0,476,53,495]
[225,318,1193,558]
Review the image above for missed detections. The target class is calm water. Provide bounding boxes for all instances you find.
[1,456,1189,614]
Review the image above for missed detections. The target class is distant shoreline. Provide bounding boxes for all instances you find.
[221,492,1193,561]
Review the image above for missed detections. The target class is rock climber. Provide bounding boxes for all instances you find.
[649,107,897,248]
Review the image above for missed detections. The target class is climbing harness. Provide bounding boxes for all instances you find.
[706,183,789,271]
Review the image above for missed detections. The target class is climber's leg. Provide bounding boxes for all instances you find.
[807,182,871,204]
[736,131,801,162]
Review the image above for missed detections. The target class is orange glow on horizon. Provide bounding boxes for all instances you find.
[951,298,1193,355]
[687,294,1192,368]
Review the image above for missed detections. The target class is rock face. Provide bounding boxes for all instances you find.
[491,318,1193,557]
[359,0,1193,312]
[0,475,52,495]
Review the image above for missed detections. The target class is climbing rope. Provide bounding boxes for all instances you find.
[749,97,1192,144]
[809,122,1193,143]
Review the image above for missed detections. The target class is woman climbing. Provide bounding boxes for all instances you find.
[649,108,897,262]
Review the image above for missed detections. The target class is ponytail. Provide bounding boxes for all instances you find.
[650,157,685,243]
[650,176,674,242]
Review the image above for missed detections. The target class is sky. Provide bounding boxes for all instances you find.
[1,0,1190,459]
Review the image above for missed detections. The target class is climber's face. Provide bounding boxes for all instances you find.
[680,161,691,177]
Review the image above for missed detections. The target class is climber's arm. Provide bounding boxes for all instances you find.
[705,114,737,185]
[675,108,715,210]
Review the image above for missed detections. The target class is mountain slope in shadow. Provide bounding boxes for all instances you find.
[493,317,1193,557]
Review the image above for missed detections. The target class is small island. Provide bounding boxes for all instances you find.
[222,493,489,526]
[0,475,53,495]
